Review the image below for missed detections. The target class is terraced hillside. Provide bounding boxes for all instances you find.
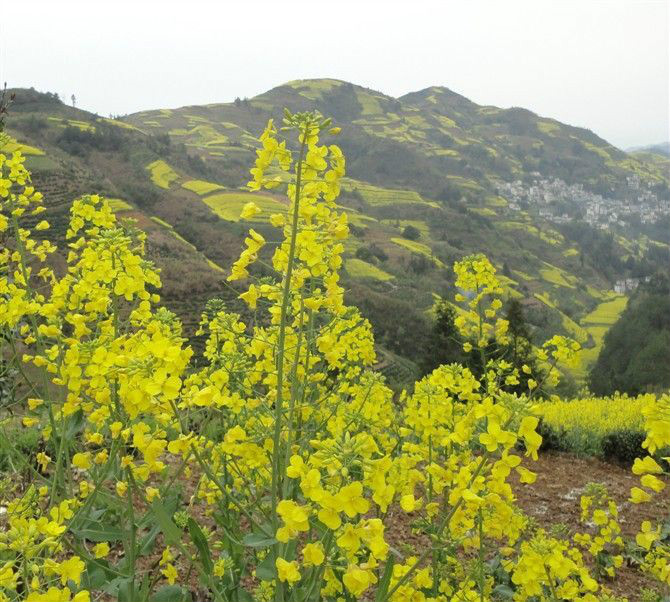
[4,82,669,385]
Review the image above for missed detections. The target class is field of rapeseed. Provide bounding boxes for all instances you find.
[1,112,669,601]
[537,395,649,459]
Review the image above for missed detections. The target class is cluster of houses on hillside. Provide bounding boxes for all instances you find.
[498,174,670,229]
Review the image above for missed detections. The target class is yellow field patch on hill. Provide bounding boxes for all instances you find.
[345,258,394,282]
[581,141,612,161]
[339,207,377,227]
[182,180,225,195]
[356,90,383,115]
[382,219,430,237]
[47,116,96,132]
[206,258,226,274]
[146,160,179,189]
[534,293,589,343]
[391,237,445,268]
[470,207,497,217]
[582,294,627,326]
[107,198,132,212]
[537,395,646,453]
[100,118,142,132]
[202,192,286,222]
[486,195,508,207]
[286,79,342,100]
[537,120,560,135]
[405,114,430,129]
[150,216,197,250]
[539,262,576,289]
[169,124,228,147]
[431,148,460,157]
[512,269,534,281]
[2,140,45,156]
[446,175,483,190]
[435,114,457,128]
[343,179,438,208]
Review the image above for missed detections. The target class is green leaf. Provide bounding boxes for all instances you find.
[102,576,132,597]
[149,585,191,602]
[150,500,184,549]
[255,553,277,581]
[236,590,254,602]
[64,409,85,438]
[187,518,213,575]
[374,557,394,602]
[492,584,515,599]
[138,522,162,556]
[115,578,136,602]
[242,532,277,548]
[72,522,124,542]
[81,560,112,590]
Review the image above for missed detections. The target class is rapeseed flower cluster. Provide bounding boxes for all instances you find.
[630,394,670,586]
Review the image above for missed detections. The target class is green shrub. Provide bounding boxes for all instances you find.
[600,429,646,465]
[537,419,569,453]
[0,423,41,472]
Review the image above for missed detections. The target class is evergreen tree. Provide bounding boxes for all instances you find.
[420,300,465,375]
[499,298,544,395]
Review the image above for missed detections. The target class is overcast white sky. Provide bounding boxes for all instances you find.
[1,0,668,148]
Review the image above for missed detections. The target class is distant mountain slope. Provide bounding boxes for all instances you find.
[125,79,668,199]
[627,141,670,157]
[4,82,669,383]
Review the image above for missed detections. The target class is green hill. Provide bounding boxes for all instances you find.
[4,82,669,382]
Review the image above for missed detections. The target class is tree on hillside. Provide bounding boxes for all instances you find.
[420,300,465,375]
[502,298,543,394]
[0,84,15,133]
[463,298,544,396]
[402,224,421,240]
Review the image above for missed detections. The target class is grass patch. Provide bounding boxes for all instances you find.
[146,160,179,189]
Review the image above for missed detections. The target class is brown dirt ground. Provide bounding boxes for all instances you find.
[380,451,669,601]
[90,451,670,601]
[512,451,669,600]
